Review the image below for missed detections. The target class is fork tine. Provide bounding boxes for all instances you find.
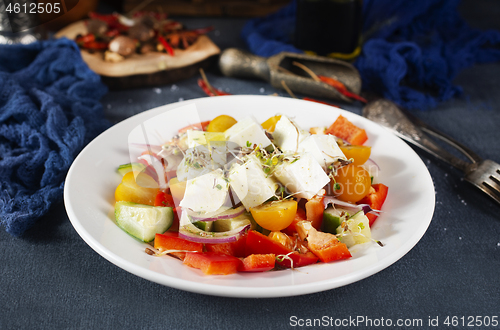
[480,181,500,205]
[465,160,500,205]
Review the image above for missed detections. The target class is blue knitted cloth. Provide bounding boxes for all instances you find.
[241,0,500,109]
[0,38,110,236]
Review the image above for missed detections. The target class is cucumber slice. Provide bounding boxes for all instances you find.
[194,220,213,231]
[117,163,146,176]
[115,201,173,242]
[322,207,352,234]
[213,213,253,232]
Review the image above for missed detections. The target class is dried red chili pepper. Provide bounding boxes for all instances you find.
[76,33,96,43]
[83,41,109,51]
[157,35,175,56]
[197,79,231,96]
[88,12,119,24]
[318,75,367,103]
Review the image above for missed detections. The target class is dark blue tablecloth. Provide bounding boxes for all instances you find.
[1,1,499,329]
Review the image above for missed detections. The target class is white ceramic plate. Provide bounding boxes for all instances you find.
[64,95,435,298]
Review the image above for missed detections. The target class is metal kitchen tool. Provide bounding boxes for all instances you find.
[363,99,500,205]
[218,48,362,103]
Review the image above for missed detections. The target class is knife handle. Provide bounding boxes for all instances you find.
[363,99,472,173]
[219,48,271,82]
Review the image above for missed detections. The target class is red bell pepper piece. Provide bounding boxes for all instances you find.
[238,254,276,272]
[154,191,180,231]
[325,115,368,145]
[308,237,351,263]
[154,232,203,260]
[318,75,367,103]
[183,252,242,275]
[358,183,389,226]
[245,230,318,268]
[205,233,248,258]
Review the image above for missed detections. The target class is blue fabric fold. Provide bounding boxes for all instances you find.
[241,0,500,109]
[0,37,110,236]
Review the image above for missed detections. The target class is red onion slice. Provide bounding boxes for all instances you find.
[188,205,246,222]
[138,154,167,189]
[323,196,381,215]
[178,210,250,244]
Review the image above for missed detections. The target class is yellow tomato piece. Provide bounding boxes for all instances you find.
[332,164,371,203]
[340,145,371,165]
[250,200,297,231]
[268,231,294,250]
[207,115,237,132]
[169,177,186,202]
[261,115,282,132]
[115,172,159,206]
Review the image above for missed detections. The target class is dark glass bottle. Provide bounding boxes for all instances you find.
[294,0,363,58]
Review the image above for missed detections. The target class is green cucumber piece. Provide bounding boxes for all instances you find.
[336,210,371,248]
[117,162,146,176]
[213,212,253,232]
[322,207,352,234]
[115,201,173,242]
[194,220,213,231]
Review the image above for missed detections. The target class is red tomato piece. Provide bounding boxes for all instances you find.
[245,231,318,268]
[282,207,307,236]
[205,233,248,258]
[358,183,389,226]
[154,191,176,208]
[183,252,241,275]
[154,232,203,260]
[238,254,276,272]
[325,115,368,145]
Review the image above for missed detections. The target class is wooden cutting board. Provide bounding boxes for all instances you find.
[55,20,221,90]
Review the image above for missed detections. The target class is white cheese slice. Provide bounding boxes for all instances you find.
[179,169,229,213]
[298,134,347,169]
[272,115,310,152]
[176,145,219,182]
[228,155,278,210]
[224,116,271,149]
[273,152,330,200]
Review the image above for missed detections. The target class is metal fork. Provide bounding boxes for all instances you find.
[363,99,500,205]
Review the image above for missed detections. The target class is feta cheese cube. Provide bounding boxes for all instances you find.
[176,145,223,182]
[298,134,347,169]
[180,169,228,213]
[224,116,271,149]
[228,155,278,210]
[273,153,330,200]
[273,116,310,152]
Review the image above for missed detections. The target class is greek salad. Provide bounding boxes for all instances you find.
[113,112,388,275]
